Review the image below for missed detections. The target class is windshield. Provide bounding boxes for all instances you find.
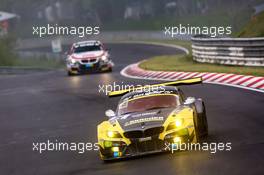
[117,95,179,115]
[73,45,102,53]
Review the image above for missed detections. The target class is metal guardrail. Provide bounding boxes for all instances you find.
[16,31,191,50]
[191,37,264,66]
[16,51,62,59]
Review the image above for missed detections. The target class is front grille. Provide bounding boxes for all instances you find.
[124,131,142,138]
[78,62,100,72]
[81,60,88,63]
[81,58,97,63]
[124,126,164,138]
[90,58,97,62]
[128,136,164,153]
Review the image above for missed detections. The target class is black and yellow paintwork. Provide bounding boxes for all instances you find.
[97,78,208,161]
[108,77,202,97]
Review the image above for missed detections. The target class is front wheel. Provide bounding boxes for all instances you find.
[194,101,208,141]
[67,71,74,76]
[193,112,200,143]
[107,67,112,72]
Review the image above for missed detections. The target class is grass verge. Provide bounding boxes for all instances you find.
[237,11,264,37]
[0,56,65,70]
[13,57,64,69]
[0,37,64,70]
[139,40,264,77]
[144,40,192,52]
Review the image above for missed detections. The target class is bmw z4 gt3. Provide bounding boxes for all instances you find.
[97,78,208,161]
[66,40,114,76]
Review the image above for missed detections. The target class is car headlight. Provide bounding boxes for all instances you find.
[107,131,122,138]
[101,55,108,61]
[173,136,181,143]
[166,119,184,131]
[164,128,189,139]
[70,59,77,64]
[67,57,77,64]
[175,119,183,127]
[111,147,119,152]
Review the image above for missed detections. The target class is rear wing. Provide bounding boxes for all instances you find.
[108,77,202,98]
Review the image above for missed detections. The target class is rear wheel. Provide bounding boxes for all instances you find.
[202,104,208,137]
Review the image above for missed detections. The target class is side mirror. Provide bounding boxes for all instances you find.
[184,97,195,105]
[105,109,116,118]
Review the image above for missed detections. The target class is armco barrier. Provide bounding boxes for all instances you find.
[121,63,264,93]
[191,37,264,66]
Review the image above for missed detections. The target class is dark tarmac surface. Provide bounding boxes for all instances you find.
[0,43,264,175]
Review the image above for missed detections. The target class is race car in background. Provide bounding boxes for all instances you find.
[66,40,113,76]
[97,77,208,161]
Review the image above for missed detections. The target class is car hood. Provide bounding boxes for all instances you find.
[71,50,105,59]
[116,108,175,132]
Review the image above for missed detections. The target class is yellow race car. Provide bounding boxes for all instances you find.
[97,77,208,161]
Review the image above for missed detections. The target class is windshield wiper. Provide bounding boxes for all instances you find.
[145,106,169,110]
[121,106,169,115]
[120,112,133,115]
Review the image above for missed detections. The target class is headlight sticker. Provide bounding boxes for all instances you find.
[118,100,128,110]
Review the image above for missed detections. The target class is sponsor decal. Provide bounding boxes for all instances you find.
[120,111,157,120]
[139,137,152,142]
[130,111,158,118]
[124,117,164,126]
[119,100,128,110]
[126,90,174,101]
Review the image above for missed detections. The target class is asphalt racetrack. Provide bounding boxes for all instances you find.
[0,43,264,175]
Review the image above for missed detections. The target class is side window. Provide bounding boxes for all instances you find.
[100,44,104,50]
[178,89,186,102]
[70,45,74,54]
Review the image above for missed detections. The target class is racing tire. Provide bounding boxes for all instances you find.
[193,112,200,143]
[99,152,107,162]
[107,67,112,72]
[67,71,74,76]
[194,100,208,139]
[201,104,208,137]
